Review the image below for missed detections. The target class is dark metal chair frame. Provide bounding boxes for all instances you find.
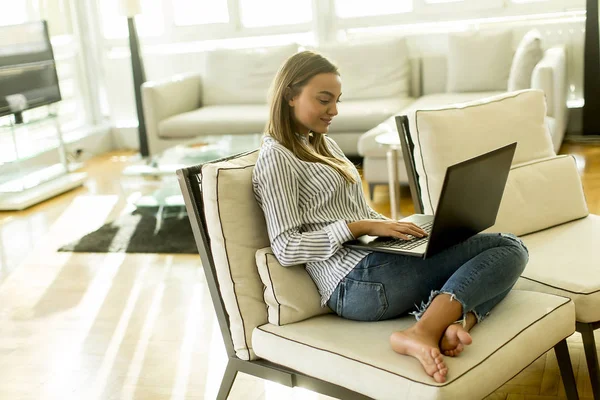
[395,114,598,400]
[177,146,581,400]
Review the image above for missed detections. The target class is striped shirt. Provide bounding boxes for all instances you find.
[252,135,389,306]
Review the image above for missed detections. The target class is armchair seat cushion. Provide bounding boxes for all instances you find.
[158,105,269,139]
[517,214,600,323]
[253,290,574,400]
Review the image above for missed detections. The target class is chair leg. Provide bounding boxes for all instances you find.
[554,338,580,400]
[217,361,238,400]
[368,183,376,201]
[579,322,600,399]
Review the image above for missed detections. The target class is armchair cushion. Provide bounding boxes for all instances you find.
[407,90,555,215]
[253,291,574,400]
[517,214,600,323]
[446,30,513,93]
[485,155,588,236]
[256,248,331,326]
[203,44,298,106]
[201,150,268,360]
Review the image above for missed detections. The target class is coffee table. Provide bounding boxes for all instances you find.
[123,134,263,177]
[124,134,262,220]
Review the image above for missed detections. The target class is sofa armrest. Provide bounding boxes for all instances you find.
[142,73,203,156]
[531,47,568,152]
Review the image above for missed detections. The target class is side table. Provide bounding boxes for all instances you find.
[375,132,403,220]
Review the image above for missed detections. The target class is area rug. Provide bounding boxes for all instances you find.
[58,206,197,254]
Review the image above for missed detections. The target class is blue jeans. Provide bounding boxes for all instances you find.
[327,233,528,323]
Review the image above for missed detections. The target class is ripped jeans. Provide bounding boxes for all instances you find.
[327,233,529,323]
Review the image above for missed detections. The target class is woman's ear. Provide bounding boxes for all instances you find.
[284,87,294,107]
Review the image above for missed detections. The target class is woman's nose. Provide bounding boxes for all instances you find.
[329,103,338,116]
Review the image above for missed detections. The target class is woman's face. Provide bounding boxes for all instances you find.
[288,72,341,135]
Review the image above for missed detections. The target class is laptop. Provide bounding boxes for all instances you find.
[344,142,517,258]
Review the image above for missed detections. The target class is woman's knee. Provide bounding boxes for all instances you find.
[499,233,529,270]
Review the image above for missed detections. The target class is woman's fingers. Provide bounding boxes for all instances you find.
[395,225,427,237]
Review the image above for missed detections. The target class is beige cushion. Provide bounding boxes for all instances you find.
[516,215,600,323]
[313,38,410,100]
[407,89,555,215]
[253,291,574,400]
[256,247,331,326]
[159,104,268,138]
[508,29,544,92]
[485,155,589,236]
[201,150,268,360]
[447,30,513,92]
[203,44,298,106]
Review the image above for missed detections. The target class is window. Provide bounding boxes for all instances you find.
[335,0,413,18]
[172,0,229,26]
[0,2,28,26]
[239,0,312,27]
[99,0,164,39]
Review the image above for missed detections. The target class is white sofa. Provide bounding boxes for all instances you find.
[359,46,568,197]
[141,35,568,163]
[141,39,419,157]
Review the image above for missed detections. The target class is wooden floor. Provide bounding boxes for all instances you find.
[0,143,598,400]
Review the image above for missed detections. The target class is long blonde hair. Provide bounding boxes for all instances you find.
[266,51,357,184]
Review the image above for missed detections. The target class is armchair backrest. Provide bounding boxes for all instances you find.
[395,89,588,236]
[177,150,269,361]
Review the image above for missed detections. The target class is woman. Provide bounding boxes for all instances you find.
[252,51,528,383]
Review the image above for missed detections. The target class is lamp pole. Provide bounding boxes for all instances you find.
[120,0,149,157]
[583,0,600,136]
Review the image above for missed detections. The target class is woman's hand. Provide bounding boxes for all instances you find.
[348,220,428,240]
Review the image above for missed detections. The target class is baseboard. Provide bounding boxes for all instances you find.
[563,134,600,144]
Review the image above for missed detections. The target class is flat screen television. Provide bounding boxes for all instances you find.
[0,20,61,124]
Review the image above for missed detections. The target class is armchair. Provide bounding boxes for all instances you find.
[177,145,580,399]
[395,89,599,399]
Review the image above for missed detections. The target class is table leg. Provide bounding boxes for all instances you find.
[387,147,401,220]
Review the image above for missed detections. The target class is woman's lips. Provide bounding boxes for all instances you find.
[321,118,332,125]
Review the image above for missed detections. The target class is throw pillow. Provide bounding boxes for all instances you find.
[310,37,410,100]
[256,247,332,326]
[203,43,299,106]
[508,30,544,92]
[446,30,513,93]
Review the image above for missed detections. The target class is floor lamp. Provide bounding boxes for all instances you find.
[583,0,600,136]
[119,0,149,157]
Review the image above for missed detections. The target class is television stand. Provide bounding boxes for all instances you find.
[0,111,87,210]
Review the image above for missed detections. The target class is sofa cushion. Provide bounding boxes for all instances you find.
[329,97,414,134]
[253,291,573,400]
[508,29,544,92]
[407,90,555,215]
[256,247,331,326]
[201,150,268,360]
[447,30,513,93]
[485,155,588,236]
[203,44,298,106]
[313,38,410,100]
[516,215,600,323]
[159,105,269,138]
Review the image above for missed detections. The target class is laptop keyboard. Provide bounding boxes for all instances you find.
[378,221,433,250]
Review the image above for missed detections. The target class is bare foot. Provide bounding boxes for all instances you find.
[390,329,448,383]
[440,324,473,357]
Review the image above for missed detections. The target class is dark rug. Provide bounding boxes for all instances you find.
[58,206,197,254]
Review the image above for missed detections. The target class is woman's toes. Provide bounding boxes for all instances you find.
[433,371,446,383]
